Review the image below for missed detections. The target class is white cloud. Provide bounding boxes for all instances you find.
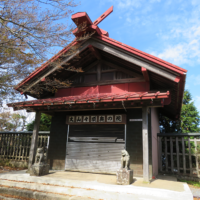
[152,24,200,66]
[116,0,142,9]
[109,0,160,10]
[151,43,192,66]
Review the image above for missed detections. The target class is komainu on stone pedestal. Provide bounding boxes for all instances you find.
[30,147,49,176]
[116,150,133,185]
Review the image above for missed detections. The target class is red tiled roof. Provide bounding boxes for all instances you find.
[8,91,170,109]
[15,11,187,91]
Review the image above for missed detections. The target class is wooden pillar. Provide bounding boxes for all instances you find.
[28,111,41,170]
[142,107,149,183]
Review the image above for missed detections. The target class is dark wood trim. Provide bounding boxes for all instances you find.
[71,77,145,87]
[69,60,99,80]
[23,40,91,93]
[25,104,163,113]
[91,38,178,81]
[102,60,142,78]
[97,62,101,81]
[101,69,117,73]
[89,45,101,60]
[157,133,200,137]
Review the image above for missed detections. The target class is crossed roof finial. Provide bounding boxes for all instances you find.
[71,6,114,37]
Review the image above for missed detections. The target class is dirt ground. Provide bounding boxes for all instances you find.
[0,166,27,173]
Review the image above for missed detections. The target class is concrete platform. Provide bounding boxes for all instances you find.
[0,170,193,200]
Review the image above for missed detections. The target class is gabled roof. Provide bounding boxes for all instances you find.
[12,8,187,119]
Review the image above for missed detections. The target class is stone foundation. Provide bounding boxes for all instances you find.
[30,163,49,176]
[116,169,133,185]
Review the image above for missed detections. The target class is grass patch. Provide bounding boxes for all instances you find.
[180,180,200,187]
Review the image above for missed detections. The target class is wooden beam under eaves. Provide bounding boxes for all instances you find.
[69,60,99,80]
[102,60,143,78]
[88,45,101,60]
[141,67,149,82]
[91,39,178,81]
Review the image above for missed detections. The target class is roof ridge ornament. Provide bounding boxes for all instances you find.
[71,6,114,37]
[93,6,113,26]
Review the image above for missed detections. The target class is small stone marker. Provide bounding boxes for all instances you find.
[116,149,133,185]
[30,147,49,176]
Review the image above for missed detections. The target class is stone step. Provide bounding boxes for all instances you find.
[0,186,91,200]
[0,171,193,200]
[0,194,21,200]
[0,179,139,200]
[0,178,192,200]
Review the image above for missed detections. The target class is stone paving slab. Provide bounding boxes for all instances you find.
[190,187,200,198]
[0,195,20,200]
[0,170,193,200]
[0,187,94,200]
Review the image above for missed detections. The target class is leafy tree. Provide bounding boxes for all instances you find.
[0,112,26,131]
[26,113,52,131]
[159,90,200,133]
[0,0,78,105]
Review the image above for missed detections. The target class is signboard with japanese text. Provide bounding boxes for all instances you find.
[66,114,126,124]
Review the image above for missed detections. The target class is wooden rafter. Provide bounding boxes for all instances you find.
[88,45,101,60]
[141,67,149,81]
[22,40,92,94]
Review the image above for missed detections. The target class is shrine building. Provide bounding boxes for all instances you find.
[8,7,187,182]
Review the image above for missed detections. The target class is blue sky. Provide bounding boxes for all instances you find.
[71,0,200,112]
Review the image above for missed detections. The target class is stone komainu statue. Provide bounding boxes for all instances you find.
[35,147,47,164]
[121,149,130,170]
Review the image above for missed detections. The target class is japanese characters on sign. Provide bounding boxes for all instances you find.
[66,114,126,124]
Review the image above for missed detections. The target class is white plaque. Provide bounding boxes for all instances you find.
[99,116,105,122]
[76,116,82,122]
[69,116,74,123]
[107,115,113,122]
[91,116,97,123]
[115,115,122,122]
[83,116,89,122]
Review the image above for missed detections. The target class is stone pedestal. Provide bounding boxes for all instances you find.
[30,163,49,176]
[116,168,133,185]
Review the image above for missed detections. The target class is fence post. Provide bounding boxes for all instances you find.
[158,136,162,172]
[28,111,41,171]
[182,137,186,174]
[195,138,199,177]
[170,137,173,173]
[164,137,168,172]
[188,137,192,175]
[176,137,180,174]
